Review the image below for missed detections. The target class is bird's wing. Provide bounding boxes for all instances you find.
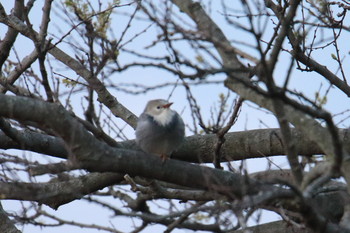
[135,114,148,137]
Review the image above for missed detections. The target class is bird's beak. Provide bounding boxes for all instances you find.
[162,102,173,109]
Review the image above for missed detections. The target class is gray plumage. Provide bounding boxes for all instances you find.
[135,99,185,159]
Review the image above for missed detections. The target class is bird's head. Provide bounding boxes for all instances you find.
[144,99,175,126]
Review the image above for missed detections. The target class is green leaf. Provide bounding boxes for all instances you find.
[331,53,337,60]
[195,55,204,63]
[62,78,77,87]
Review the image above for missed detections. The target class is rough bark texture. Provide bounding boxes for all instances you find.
[235,221,314,233]
[0,203,21,233]
[0,127,326,163]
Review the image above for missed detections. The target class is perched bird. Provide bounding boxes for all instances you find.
[135,99,185,161]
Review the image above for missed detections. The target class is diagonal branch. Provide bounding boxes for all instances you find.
[0,0,24,70]
[267,0,302,72]
[0,202,21,233]
[265,0,350,97]
[0,4,138,128]
[0,172,124,209]
[171,0,349,188]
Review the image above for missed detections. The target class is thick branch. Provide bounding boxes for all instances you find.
[0,5,138,128]
[0,127,326,163]
[171,0,241,70]
[0,202,21,233]
[171,0,349,181]
[0,94,274,199]
[0,130,67,159]
[234,220,313,233]
[0,172,124,209]
[0,95,349,231]
[0,0,23,69]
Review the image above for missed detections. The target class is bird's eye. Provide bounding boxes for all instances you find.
[156,106,161,109]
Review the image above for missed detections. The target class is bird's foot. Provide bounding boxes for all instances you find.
[160,154,169,164]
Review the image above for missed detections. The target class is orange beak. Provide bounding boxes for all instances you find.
[162,102,173,109]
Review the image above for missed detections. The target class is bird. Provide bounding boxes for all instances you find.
[135,99,185,161]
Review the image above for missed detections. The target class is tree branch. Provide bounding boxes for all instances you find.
[0,126,328,163]
[0,4,138,128]
[0,93,273,199]
[0,172,124,209]
[0,202,21,233]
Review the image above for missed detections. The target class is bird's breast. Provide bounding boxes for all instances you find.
[152,110,175,126]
